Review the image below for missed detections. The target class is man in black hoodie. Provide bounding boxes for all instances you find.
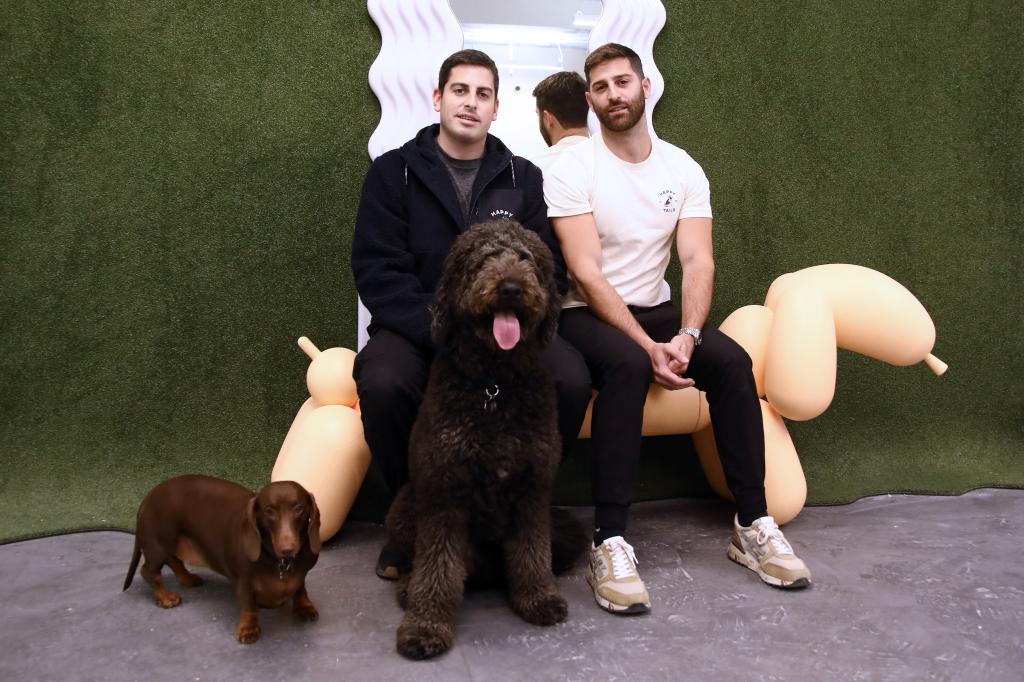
[351,50,592,578]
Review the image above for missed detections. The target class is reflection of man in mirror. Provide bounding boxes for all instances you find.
[530,71,591,174]
[351,49,591,580]
[545,43,812,615]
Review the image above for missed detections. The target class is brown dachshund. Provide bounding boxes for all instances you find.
[123,475,321,643]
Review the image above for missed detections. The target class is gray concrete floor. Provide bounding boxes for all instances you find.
[1,489,1022,682]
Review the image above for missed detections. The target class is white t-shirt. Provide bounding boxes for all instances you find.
[531,134,589,174]
[544,134,713,308]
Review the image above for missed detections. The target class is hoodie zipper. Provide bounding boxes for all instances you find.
[470,159,517,223]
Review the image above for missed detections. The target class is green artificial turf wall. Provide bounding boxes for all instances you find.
[1,1,1021,543]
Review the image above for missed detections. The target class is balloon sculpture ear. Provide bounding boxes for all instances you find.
[307,493,322,556]
[242,496,262,563]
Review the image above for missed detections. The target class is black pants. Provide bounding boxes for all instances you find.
[353,329,593,496]
[558,302,768,534]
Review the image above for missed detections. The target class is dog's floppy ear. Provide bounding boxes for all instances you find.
[521,227,561,344]
[431,245,464,349]
[430,293,452,349]
[307,491,322,555]
[242,496,262,563]
[539,260,561,345]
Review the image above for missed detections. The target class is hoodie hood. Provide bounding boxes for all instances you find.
[400,124,513,178]
[397,125,517,230]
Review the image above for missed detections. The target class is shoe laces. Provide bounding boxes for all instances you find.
[603,537,639,579]
[754,517,794,555]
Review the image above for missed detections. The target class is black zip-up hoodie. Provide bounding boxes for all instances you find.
[352,124,568,349]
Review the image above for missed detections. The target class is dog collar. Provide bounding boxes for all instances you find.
[278,556,294,580]
[483,384,500,413]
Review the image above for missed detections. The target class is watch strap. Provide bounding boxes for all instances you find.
[677,327,703,346]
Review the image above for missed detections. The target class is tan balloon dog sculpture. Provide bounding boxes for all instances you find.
[272,265,945,540]
[272,337,370,541]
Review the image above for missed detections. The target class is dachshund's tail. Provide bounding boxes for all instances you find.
[550,507,589,575]
[123,536,141,591]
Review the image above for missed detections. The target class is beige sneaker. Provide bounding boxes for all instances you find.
[728,515,812,589]
[585,536,651,614]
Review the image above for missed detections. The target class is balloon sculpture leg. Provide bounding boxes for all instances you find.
[691,400,806,525]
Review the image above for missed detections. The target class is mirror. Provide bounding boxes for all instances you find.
[362,0,667,347]
[366,0,666,162]
[450,0,602,159]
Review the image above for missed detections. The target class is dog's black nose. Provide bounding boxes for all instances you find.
[499,281,522,301]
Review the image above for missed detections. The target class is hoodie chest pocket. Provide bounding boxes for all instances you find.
[472,189,524,226]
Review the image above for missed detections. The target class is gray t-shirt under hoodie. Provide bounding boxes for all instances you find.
[436,138,482,225]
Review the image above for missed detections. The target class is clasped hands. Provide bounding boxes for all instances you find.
[648,334,696,390]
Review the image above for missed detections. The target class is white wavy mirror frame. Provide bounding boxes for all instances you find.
[359,0,667,349]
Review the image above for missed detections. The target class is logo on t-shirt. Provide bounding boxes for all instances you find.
[489,208,515,220]
[658,189,679,214]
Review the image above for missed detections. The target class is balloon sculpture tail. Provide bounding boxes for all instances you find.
[924,353,948,376]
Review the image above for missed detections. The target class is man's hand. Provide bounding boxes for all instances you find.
[666,333,696,376]
[648,339,695,390]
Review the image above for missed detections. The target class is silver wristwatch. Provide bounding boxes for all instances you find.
[677,327,702,346]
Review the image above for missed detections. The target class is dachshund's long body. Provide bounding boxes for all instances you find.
[124,475,321,643]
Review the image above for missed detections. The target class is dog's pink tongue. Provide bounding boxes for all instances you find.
[493,311,521,351]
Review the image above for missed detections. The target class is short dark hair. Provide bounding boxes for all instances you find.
[584,43,645,86]
[438,49,499,95]
[532,71,589,129]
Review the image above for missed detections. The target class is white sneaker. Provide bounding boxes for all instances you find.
[585,536,651,614]
[728,515,812,588]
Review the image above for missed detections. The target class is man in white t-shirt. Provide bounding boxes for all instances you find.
[545,43,812,615]
[530,71,591,174]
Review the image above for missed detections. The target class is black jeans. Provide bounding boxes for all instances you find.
[558,302,768,533]
[353,329,592,496]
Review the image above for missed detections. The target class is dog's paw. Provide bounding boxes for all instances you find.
[178,573,204,588]
[396,621,452,660]
[236,622,262,644]
[396,576,411,610]
[515,592,568,626]
[155,591,182,608]
[293,601,319,622]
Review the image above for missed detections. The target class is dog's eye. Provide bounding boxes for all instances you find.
[293,504,304,515]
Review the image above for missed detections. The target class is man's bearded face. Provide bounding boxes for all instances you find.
[591,81,645,132]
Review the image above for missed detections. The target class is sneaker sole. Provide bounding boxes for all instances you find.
[375,564,400,581]
[727,544,811,590]
[585,570,651,615]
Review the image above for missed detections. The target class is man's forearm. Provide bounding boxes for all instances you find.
[680,262,714,330]
[575,275,655,351]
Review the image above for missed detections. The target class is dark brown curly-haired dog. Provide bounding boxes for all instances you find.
[385,219,585,660]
